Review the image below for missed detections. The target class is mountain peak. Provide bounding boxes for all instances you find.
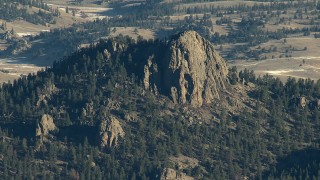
[144,31,229,107]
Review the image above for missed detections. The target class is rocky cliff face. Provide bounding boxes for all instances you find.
[36,114,57,143]
[161,168,193,180]
[36,114,57,137]
[99,116,125,148]
[143,31,229,107]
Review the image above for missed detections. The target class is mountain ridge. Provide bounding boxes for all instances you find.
[0,31,319,179]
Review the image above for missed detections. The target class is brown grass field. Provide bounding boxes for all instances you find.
[230,36,320,82]
[0,59,43,84]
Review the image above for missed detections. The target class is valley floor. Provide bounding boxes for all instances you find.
[0,58,43,84]
[231,56,320,82]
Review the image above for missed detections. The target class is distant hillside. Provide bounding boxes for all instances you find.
[0,31,319,179]
[0,0,59,25]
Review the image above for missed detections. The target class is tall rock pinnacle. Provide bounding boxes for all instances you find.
[163,31,229,107]
[142,31,229,107]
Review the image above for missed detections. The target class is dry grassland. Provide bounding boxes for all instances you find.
[0,60,43,84]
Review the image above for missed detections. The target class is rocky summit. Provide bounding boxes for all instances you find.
[144,31,229,107]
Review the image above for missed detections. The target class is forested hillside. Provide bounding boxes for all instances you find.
[0,31,319,179]
[0,0,59,25]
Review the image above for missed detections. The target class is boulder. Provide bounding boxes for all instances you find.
[247,82,255,88]
[104,49,111,60]
[36,114,57,137]
[124,111,138,122]
[99,116,125,148]
[300,97,307,108]
[161,168,193,180]
[81,101,95,118]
